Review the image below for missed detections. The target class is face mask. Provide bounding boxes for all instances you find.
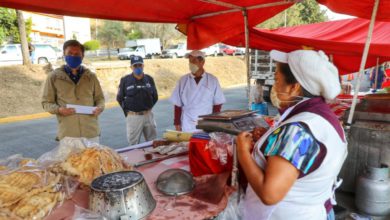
[65,55,82,69]
[133,67,143,75]
[271,87,307,109]
[189,63,199,74]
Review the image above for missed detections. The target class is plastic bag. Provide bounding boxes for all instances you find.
[72,205,108,220]
[38,137,130,186]
[215,191,243,220]
[205,132,234,165]
[146,142,189,155]
[0,156,66,220]
[0,154,39,173]
[250,82,264,104]
[38,137,92,165]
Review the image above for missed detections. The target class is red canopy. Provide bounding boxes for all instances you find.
[318,0,390,22]
[0,0,292,49]
[224,18,390,74]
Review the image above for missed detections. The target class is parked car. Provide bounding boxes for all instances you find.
[234,47,245,56]
[161,43,189,58]
[52,47,63,59]
[201,43,238,56]
[220,44,236,55]
[201,44,221,56]
[0,43,58,65]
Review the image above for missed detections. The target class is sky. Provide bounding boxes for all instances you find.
[321,5,355,21]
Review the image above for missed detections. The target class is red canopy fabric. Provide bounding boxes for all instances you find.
[318,0,390,22]
[0,0,292,49]
[224,18,390,75]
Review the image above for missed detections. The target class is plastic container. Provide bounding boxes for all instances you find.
[251,102,268,115]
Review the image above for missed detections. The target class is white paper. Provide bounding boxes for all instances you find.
[66,104,97,115]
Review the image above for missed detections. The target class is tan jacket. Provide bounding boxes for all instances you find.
[41,65,105,140]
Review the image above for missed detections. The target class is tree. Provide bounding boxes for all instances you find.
[16,10,31,66]
[98,20,126,59]
[0,8,32,45]
[83,40,100,51]
[137,23,185,48]
[127,29,143,40]
[258,0,328,29]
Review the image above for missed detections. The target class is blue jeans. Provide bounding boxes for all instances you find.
[327,209,335,220]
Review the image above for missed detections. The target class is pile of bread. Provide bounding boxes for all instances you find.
[0,146,130,220]
[0,159,63,220]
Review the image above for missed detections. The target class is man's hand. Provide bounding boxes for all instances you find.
[93,107,103,116]
[58,107,75,116]
[175,125,182,131]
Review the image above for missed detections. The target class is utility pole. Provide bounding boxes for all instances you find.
[95,19,98,40]
[16,10,31,66]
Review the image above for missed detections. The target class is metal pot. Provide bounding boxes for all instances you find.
[356,164,390,217]
[89,171,156,220]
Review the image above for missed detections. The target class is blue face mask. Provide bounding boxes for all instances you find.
[134,67,143,75]
[65,55,82,69]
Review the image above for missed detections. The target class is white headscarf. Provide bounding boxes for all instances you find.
[270,50,341,100]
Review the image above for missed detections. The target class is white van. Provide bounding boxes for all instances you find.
[161,43,189,58]
[0,43,58,66]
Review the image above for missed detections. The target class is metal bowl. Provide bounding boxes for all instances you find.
[90,171,156,220]
[156,169,195,196]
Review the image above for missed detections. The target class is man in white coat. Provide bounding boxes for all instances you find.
[170,50,226,132]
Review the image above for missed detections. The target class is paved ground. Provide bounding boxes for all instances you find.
[0,86,257,159]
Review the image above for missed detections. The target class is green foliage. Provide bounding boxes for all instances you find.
[83,40,100,50]
[0,8,32,44]
[98,20,126,49]
[258,0,328,29]
[127,29,143,40]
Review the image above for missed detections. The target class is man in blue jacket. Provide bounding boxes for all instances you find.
[117,56,158,145]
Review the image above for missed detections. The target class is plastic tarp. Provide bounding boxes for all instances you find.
[318,0,390,22]
[224,18,390,75]
[0,0,293,49]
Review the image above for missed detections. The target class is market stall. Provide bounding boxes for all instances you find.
[0,136,240,219]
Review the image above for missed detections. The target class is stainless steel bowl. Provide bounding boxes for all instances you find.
[156,169,195,196]
[90,171,156,220]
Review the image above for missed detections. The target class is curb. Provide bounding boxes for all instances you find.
[0,95,171,124]
[0,86,244,124]
[0,101,118,125]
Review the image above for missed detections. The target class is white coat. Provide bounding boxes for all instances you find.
[169,72,226,132]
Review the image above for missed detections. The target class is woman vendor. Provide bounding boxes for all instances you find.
[237,50,348,220]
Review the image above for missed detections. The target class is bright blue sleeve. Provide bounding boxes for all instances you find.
[263,122,322,174]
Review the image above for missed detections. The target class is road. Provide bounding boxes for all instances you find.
[0,86,253,159]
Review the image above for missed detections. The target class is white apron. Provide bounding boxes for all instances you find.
[169,72,226,132]
[242,103,348,220]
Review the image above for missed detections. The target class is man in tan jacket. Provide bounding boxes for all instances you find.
[41,40,105,143]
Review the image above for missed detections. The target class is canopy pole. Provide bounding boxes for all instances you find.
[346,0,380,127]
[374,57,380,90]
[243,9,251,110]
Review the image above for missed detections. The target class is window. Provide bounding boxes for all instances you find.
[5,45,18,55]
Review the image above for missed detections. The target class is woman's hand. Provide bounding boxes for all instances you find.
[237,131,254,155]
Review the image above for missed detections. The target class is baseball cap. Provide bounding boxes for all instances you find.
[130,56,144,66]
[185,50,205,58]
[270,49,341,100]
